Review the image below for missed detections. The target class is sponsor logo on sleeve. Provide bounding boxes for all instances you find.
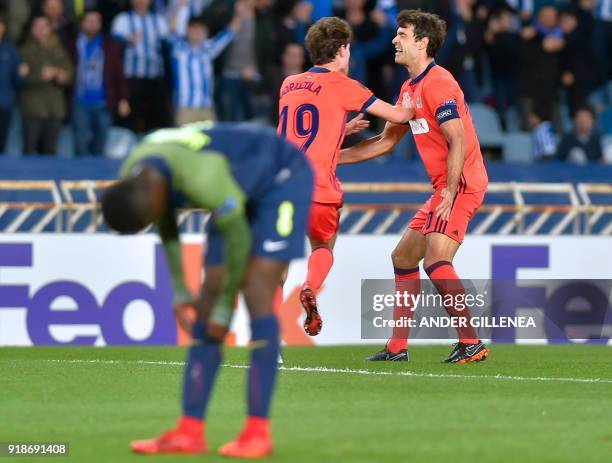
[436,109,453,121]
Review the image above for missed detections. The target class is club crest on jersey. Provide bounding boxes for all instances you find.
[401,92,412,108]
[416,96,423,109]
[409,118,429,134]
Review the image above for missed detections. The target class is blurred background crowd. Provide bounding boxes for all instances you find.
[0,0,610,164]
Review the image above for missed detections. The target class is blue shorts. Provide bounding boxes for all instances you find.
[205,161,313,266]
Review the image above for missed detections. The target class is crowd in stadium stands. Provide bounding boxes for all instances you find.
[0,0,610,163]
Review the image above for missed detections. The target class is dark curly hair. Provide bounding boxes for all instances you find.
[396,9,447,58]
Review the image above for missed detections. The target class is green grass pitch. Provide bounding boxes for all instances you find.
[1,345,612,462]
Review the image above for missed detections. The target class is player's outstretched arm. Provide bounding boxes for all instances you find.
[339,122,409,165]
[365,99,415,124]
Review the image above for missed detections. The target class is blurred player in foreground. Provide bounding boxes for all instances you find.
[278,17,414,336]
[101,122,313,458]
[340,10,490,363]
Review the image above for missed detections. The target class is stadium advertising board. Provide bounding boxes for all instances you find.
[0,235,610,346]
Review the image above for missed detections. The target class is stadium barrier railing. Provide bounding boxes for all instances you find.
[0,181,610,235]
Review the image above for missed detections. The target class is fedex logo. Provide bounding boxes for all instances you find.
[491,245,611,343]
[0,243,177,345]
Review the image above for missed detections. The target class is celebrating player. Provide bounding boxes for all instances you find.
[101,122,313,458]
[340,10,490,363]
[278,17,414,337]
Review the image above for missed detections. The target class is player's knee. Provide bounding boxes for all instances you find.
[310,239,330,251]
[243,279,275,319]
[391,245,420,269]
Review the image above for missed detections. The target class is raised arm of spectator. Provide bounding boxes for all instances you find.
[288,1,312,45]
[208,28,236,59]
[168,0,188,35]
[207,0,247,59]
[358,9,395,59]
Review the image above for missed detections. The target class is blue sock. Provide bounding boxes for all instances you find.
[248,315,280,418]
[182,319,222,419]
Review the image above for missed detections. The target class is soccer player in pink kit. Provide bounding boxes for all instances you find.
[278,17,413,337]
[340,10,490,363]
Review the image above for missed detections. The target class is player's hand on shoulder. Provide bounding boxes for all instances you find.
[235,0,255,19]
[398,102,415,124]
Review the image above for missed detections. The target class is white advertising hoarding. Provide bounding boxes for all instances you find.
[0,234,610,346]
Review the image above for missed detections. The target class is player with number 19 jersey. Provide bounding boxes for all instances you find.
[277,66,376,338]
[276,16,413,338]
[278,67,376,206]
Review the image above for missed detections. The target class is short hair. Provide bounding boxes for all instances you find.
[489,6,511,20]
[559,6,578,18]
[531,106,552,122]
[396,9,447,58]
[31,15,49,25]
[306,17,352,66]
[575,105,595,118]
[82,9,102,19]
[187,16,206,28]
[101,177,150,234]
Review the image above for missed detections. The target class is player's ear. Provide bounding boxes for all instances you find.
[418,37,429,53]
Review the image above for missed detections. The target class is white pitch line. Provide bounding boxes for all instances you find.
[225,364,612,384]
[3,358,612,385]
